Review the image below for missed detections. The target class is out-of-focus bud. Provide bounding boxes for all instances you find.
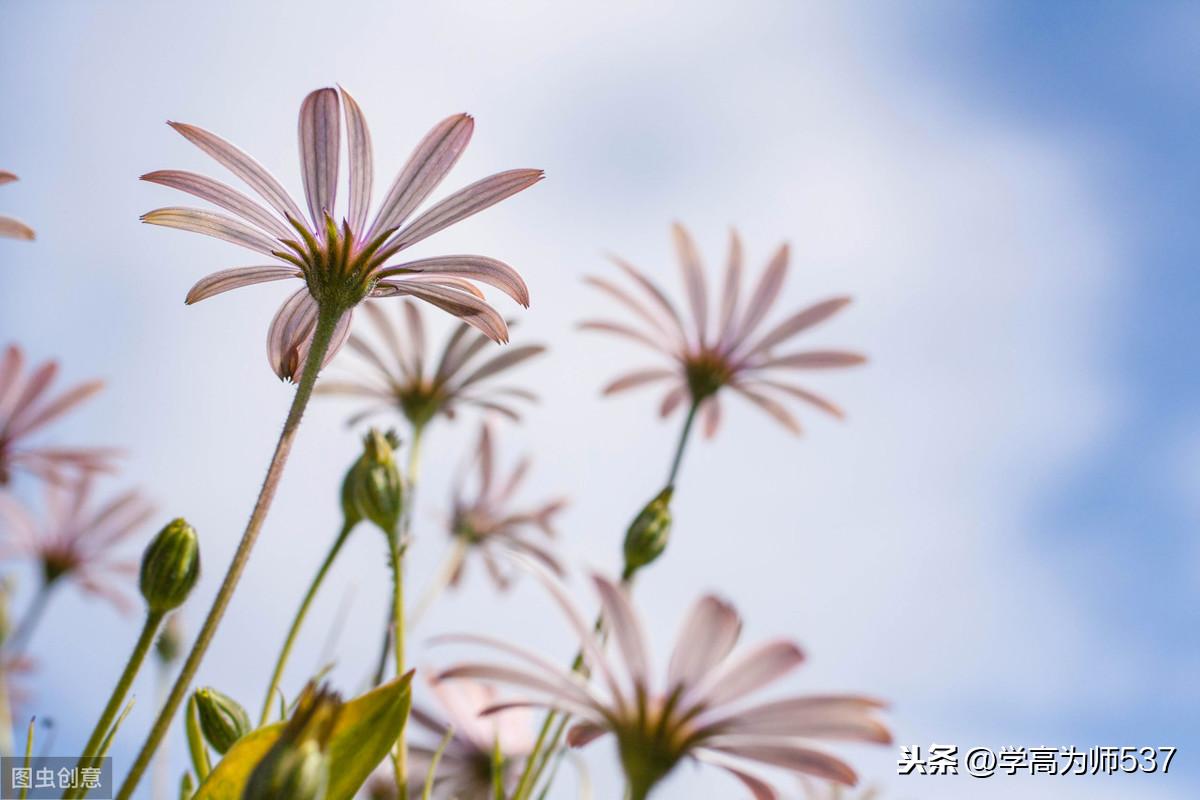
[243,684,341,800]
[179,771,195,800]
[194,686,252,755]
[156,615,184,666]
[346,429,404,537]
[140,518,201,615]
[622,487,673,575]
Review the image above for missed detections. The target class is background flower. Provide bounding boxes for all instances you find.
[0,171,33,241]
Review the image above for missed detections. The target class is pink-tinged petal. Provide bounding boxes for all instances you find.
[312,379,390,399]
[702,741,858,786]
[266,289,319,381]
[359,301,412,380]
[377,255,530,307]
[697,639,805,708]
[712,697,892,743]
[4,359,57,433]
[756,351,867,370]
[477,421,496,496]
[0,345,25,422]
[738,379,844,419]
[374,281,509,343]
[142,207,280,256]
[393,274,487,299]
[338,86,373,234]
[7,380,104,441]
[368,113,474,238]
[694,753,780,800]
[735,243,789,345]
[402,300,427,378]
[453,345,544,392]
[700,396,722,438]
[602,368,677,396]
[0,171,16,185]
[584,276,685,349]
[167,121,307,226]
[717,230,744,350]
[672,222,709,345]
[731,385,803,435]
[667,595,742,692]
[0,216,34,241]
[140,170,292,239]
[590,573,652,691]
[608,255,689,345]
[185,266,299,304]
[741,297,853,359]
[566,722,608,748]
[578,320,669,354]
[437,663,598,718]
[659,385,688,417]
[345,332,404,384]
[298,88,340,229]
[387,169,543,252]
[432,322,476,383]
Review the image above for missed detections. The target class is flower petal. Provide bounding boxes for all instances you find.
[142,207,280,256]
[731,385,803,435]
[756,351,867,370]
[140,170,292,239]
[590,573,652,691]
[601,368,677,396]
[696,639,805,709]
[185,266,299,304]
[0,216,34,241]
[0,171,17,185]
[266,289,318,381]
[339,86,373,234]
[378,255,530,307]
[452,345,544,392]
[578,320,669,354]
[667,594,742,692]
[702,741,858,786]
[672,222,708,345]
[387,169,543,252]
[608,255,689,347]
[737,379,844,419]
[298,88,340,229]
[584,275,685,349]
[368,113,474,239]
[741,297,853,359]
[373,280,509,343]
[717,230,744,350]
[6,379,104,441]
[735,243,789,345]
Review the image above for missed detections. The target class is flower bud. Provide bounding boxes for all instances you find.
[347,429,404,537]
[622,487,673,574]
[243,684,341,800]
[156,615,184,665]
[194,686,252,755]
[179,771,194,800]
[140,518,201,615]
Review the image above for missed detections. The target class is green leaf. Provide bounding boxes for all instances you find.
[193,672,412,800]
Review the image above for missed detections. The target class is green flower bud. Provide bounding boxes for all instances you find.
[140,518,201,615]
[347,429,404,537]
[194,687,252,755]
[179,771,195,800]
[622,487,673,575]
[156,615,184,665]
[243,684,341,800]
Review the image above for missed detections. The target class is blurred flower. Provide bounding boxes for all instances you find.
[0,476,154,612]
[0,172,34,241]
[446,422,566,591]
[407,675,534,798]
[0,344,118,487]
[142,86,541,381]
[583,223,864,437]
[155,614,184,666]
[440,569,889,799]
[318,300,545,430]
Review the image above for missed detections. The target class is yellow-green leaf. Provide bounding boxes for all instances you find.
[193,673,412,800]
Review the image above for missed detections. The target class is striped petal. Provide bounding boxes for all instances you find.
[608,255,689,345]
[578,320,669,354]
[702,741,857,786]
[716,230,744,350]
[6,379,104,440]
[298,88,340,229]
[696,639,805,709]
[140,170,292,239]
[142,207,280,256]
[591,574,652,690]
[372,280,509,343]
[368,113,474,239]
[672,222,708,345]
[735,243,789,346]
[185,266,298,304]
[339,86,373,233]
[377,255,530,306]
[757,351,867,370]
[667,595,742,692]
[266,289,318,381]
[584,275,685,349]
[452,345,544,392]
[387,169,543,252]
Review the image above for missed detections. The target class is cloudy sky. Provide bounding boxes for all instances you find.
[0,1,1196,798]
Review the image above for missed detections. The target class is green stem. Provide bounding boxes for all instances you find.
[115,304,344,800]
[665,399,700,488]
[390,533,408,800]
[259,518,355,725]
[7,581,54,654]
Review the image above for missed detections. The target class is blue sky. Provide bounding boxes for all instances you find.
[0,2,1195,798]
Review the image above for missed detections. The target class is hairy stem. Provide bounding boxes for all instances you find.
[115,304,343,800]
[259,518,355,725]
[390,533,409,800]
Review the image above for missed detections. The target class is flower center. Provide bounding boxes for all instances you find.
[274,216,400,311]
[684,349,732,402]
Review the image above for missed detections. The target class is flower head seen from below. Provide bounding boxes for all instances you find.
[440,567,890,799]
[583,223,865,437]
[0,344,119,487]
[0,171,34,241]
[142,86,542,381]
[318,300,545,431]
[407,674,534,798]
[0,477,154,611]
[447,422,566,591]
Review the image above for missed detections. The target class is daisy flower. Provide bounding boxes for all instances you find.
[407,675,534,798]
[0,476,154,614]
[583,223,864,437]
[317,299,545,431]
[142,87,541,381]
[0,344,119,487]
[439,569,889,799]
[445,422,566,591]
[0,172,34,241]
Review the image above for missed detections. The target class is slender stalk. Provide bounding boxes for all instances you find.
[72,611,165,789]
[408,537,468,629]
[7,581,54,654]
[150,664,171,800]
[0,667,12,757]
[115,304,344,800]
[259,518,355,725]
[665,399,700,487]
[389,533,408,800]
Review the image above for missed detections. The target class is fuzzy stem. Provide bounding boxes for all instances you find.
[665,399,700,488]
[259,518,355,725]
[115,304,343,800]
[390,532,409,800]
[67,611,165,798]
